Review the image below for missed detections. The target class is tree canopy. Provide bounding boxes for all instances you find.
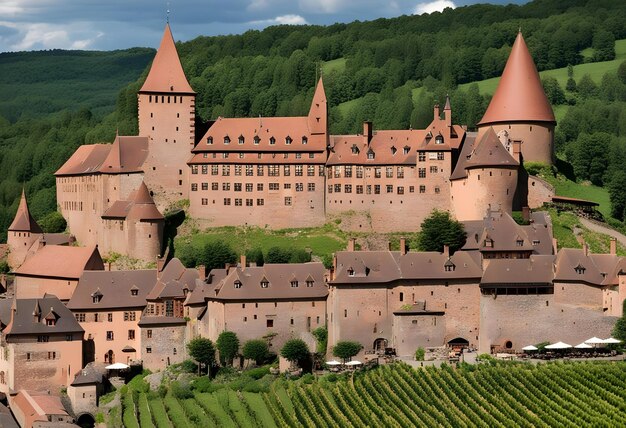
[280,339,310,366]
[187,337,216,375]
[332,341,363,362]
[242,339,270,365]
[418,210,467,254]
[216,331,240,366]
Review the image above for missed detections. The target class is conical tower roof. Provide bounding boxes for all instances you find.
[466,127,519,168]
[128,182,164,221]
[9,190,42,233]
[478,32,555,126]
[139,24,194,94]
[308,77,327,135]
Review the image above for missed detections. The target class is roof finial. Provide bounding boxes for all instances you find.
[518,26,521,34]
[166,2,171,24]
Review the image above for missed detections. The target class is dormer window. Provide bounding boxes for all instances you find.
[444,260,455,272]
[254,136,260,145]
[234,280,242,289]
[285,136,292,145]
[532,240,540,246]
[306,280,314,287]
[435,135,444,145]
[238,135,245,145]
[484,239,494,248]
[302,136,308,145]
[351,145,360,154]
[347,268,355,277]
[575,264,586,275]
[92,291,102,304]
[207,137,213,145]
[46,318,56,326]
[290,281,299,288]
[130,286,139,296]
[391,146,397,155]
[260,280,269,288]
[516,239,524,247]
[367,150,375,160]
[269,137,276,145]
[224,136,230,145]
[404,146,410,155]
[183,287,189,297]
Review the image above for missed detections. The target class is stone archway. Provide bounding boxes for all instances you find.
[76,413,95,428]
[105,350,115,364]
[373,338,388,352]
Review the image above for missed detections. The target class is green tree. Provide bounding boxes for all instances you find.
[577,74,599,99]
[332,341,363,362]
[566,64,577,92]
[592,29,616,62]
[187,337,216,376]
[289,249,311,263]
[198,241,237,270]
[415,347,425,361]
[311,326,328,354]
[266,247,291,264]
[245,247,264,266]
[542,76,566,105]
[612,300,626,342]
[418,210,467,253]
[242,339,270,366]
[618,60,626,85]
[280,339,310,367]
[38,211,66,233]
[216,331,240,366]
[609,170,626,221]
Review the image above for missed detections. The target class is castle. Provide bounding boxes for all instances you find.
[2,24,623,425]
[41,27,555,263]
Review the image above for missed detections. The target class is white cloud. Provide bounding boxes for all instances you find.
[299,0,346,14]
[0,21,100,51]
[249,14,308,26]
[413,0,456,15]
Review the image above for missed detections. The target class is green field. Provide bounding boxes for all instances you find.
[111,361,626,427]
[322,58,346,75]
[459,39,626,95]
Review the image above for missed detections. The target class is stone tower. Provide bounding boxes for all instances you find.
[477,32,555,165]
[308,77,328,147]
[7,190,42,269]
[138,24,196,210]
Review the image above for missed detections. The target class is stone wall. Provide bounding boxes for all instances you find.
[140,323,187,371]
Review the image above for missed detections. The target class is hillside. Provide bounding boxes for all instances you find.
[0,0,625,242]
[107,361,626,427]
[0,48,154,121]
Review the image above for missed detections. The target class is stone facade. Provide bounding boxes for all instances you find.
[139,322,187,370]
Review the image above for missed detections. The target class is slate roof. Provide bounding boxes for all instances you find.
[1,296,83,336]
[481,255,555,285]
[146,258,198,301]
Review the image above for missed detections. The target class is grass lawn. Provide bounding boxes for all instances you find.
[541,172,612,219]
[336,97,362,116]
[459,39,626,95]
[322,58,346,74]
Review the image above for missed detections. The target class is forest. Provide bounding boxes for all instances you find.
[0,0,625,241]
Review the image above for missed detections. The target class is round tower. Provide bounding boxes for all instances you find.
[127,182,165,261]
[477,32,555,165]
[7,190,43,269]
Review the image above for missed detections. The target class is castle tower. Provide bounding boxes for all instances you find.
[138,24,196,210]
[477,31,555,165]
[451,128,519,221]
[7,190,43,269]
[126,181,165,262]
[308,77,328,146]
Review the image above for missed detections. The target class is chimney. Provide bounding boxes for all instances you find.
[363,121,372,145]
[552,238,558,254]
[240,255,247,270]
[583,242,589,256]
[443,245,450,258]
[512,140,522,159]
[522,207,530,223]
[400,237,407,255]
[610,238,617,255]
[388,241,392,251]
[433,104,440,120]
[197,265,206,280]
[156,257,166,279]
[347,238,356,252]
[107,262,112,272]
[443,95,451,127]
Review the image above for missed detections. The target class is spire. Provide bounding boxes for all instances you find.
[139,24,195,94]
[308,77,327,136]
[478,32,555,126]
[9,190,42,233]
[128,182,164,221]
[444,94,451,111]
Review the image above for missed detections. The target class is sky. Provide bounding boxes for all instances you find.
[0,0,526,53]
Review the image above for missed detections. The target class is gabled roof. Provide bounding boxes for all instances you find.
[99,135,149,174]
[481,255,555,285]
[68,269,157,310]
[554,248,620,286]
[14,245,104,280]
[146,258,198,301]
[139,24,194,94]
[465,127,519,169]
[9,190,42,233]
[102,182,163,221]
[478,32,555,126]
[55,144,111,176]
[211,263,327,301]
[2,296,83,336]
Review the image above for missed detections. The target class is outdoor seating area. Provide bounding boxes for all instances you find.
[519,337,622,360]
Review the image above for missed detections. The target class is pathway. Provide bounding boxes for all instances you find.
[578,217,626,247]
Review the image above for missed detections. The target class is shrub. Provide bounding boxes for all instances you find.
[38,211,67,233]
[418,210,466,253]
[216,331,240,366]
[332,340,363,362]
[180,359,198,373]
[300,373,315,384]
[247,366,270,380]
[170,381,193,400]
[311,326,328,354]
[280,339,310,366]
[242,339,270,365]
[266,246,291,263]
[415,347,425,361]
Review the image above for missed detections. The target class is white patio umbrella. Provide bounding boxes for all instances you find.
[522,345,538,351]
[344,360,362,366]
[545,342,572,350]
[325,360,342,366]
[602,337,622,344]
[574,343,593,349]
[584,337,605,344]
[105,362,130,370]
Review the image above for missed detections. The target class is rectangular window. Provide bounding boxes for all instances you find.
[257,198,264,206]
[284,183,291,189]
[224,198,231,205]
[246,199,253,206]
[146,347,152,353]
[296,183,303,192]
[211,165,219,175]
[419,185,426,193]
[386,185,393,193]
[409,186,415,193]
[345,166,353,178]
[75,313,86,322]
[202,198,208,205]
[418,151,426,162]
[246,183,253,192]
[222,165,230,176]
[235,165,242,176]
[374,185,380,194]
[308,183,315,191]
[212,183,218,190]
[201,165,208,175]
[356,185,363,194]
[356,166,363,178]
[269,183,279,191]
[386,167,393,178]
[235,198,242,206]
[295,165,303,176]
[435,186,440,194]
[257,183,264,191]
[128,330,135,340]
[334,184,341,193]
[283,165,291,176]
[334,166,341,178]
[328,185,333,194]
[246,165,254,176]
[234,183,242,192]
[267,319,274,328]
[38,335,49,343]
[191,165,198,174]
[366,185,372,194]
[397,167,404,178]
[268,165,279,176]
[319,166,325,176]
[374,167,381,178]
[307,165,315,176]
[257,165,264,176]
[285,197,292,206]
[202,182,208,190]
[345,184,352,193]
[398,186,404,195]
[191,183,198,191]
[108,313,113,322]
[430,166,438,173]
[222,183,230,191]
[437,152,445,160]
[123,312,136,321]
[147,330,152,339]
[418,168,426,178]
[106,331,114,341]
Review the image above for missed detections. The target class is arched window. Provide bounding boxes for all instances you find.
[238,135,245,145]
[435,135,444,144]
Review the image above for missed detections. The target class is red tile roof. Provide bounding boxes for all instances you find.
[9,190,42,233]
[139,24,195,94]
[14,245,104,279]
[102,182,163,221]
[99,135,148,174]
[55,144,111,176]
[465,127,519,169]
[479,32,555,126]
